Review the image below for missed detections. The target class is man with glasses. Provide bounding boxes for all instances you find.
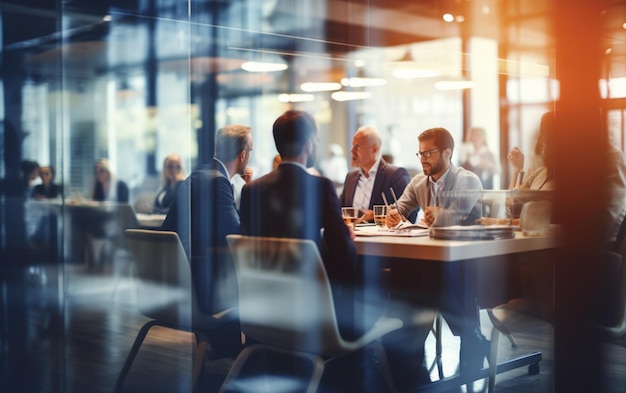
[385,127,488,377]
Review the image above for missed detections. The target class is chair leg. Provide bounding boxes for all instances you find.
[192,331,209,393]
[504,332,518,348]
[488,326,501,393]
[371,341,398,393]
[113,320,160,393]
[434,314,443,356]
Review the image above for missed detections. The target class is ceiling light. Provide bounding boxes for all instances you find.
[443,13,454,22]
[241,61,288,72]
[385,50,440,79]
[278,93,315,103]
[434,80,476,90]
[331,91,372,101]
[300,82,342,92]
[340,77,386,87]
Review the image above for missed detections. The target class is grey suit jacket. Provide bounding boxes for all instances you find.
[397,164,483,226]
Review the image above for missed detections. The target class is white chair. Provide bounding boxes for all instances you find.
[222,234,403,393]
[114,229,236,393]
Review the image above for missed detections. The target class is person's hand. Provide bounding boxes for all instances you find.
[423,206,442,227]
[347,224,356,240]
[359,209,374,222]
[385,208,406,228]
[242,167,253,183]
[507,147,525,173]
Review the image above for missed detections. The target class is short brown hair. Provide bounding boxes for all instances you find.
[418,127,455,154]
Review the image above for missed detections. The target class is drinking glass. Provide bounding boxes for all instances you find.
[373,205,387,228]
[341,207,359,229]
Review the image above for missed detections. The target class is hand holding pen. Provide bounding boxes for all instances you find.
[383,188,407,228]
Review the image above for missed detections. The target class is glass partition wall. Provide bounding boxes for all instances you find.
[1,1,624,392]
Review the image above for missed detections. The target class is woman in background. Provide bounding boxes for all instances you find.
[32,165,62,199]
[153,154,186,213]
[92,158,129,203]
[460,126,498,189]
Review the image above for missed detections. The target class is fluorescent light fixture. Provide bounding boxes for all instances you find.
[340,77,386,87]
[300,82,342,92]
[241,61,288,72]
[434,80,476,90]
[278,93,315,103]
[331,91,372,101]
[392,68,440,79]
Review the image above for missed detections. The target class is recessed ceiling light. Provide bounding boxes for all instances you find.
[300,82,342,92]
[443,13,454,22]
[434,80,476,90]
[340,77,386,87]
[331,91,372,101]
[241,61,288,72]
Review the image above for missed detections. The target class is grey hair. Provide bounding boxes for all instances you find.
[215,124,252,163]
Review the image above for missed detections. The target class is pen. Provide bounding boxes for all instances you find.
[390,187,402,216]
[381,192,390,208]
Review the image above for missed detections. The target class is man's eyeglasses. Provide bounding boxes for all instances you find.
[415,149,440,159]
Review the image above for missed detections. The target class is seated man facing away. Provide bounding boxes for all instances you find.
[240,110,413,391]
[162,124,253,357]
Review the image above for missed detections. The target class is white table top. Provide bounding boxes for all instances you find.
[354,229,557,261]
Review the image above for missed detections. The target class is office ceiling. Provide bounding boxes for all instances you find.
[2,0,626,86]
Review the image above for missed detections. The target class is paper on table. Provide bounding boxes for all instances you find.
[355,224,429,237]
[396,220,429,230]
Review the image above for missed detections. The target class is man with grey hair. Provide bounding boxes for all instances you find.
[340,125,411,221]
[162,124,253,357]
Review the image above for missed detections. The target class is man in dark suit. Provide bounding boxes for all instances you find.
[162,124,252,325]
[241,111,431,391]
[340,125,412,222]
[239,110,364,336]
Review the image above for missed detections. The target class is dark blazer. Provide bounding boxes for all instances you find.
[339,159,413,219]
[240,163,373,339]
[32,183,62,199]
[152,180,183,214]
[93,180,129,203]
[161,158,240,313]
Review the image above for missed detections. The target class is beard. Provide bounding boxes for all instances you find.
[422,155,446,177]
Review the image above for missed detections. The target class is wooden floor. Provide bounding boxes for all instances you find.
[2,258,626,393]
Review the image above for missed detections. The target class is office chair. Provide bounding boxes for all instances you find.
[597,216,626,346]
[113,229,236,393]
[222,234,404,393]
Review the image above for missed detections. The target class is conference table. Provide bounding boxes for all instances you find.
[353,225,557,392]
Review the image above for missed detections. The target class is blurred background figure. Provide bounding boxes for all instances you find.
[153,154,186,214]
[21,159,41,198]
[91,158,129,203]
[32,165,62,200]
[460,126,498,189]
[320,143,348,187]
[381,153,394,164]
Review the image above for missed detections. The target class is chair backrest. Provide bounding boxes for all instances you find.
[125,229,202,328]
[226,234,346,355]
